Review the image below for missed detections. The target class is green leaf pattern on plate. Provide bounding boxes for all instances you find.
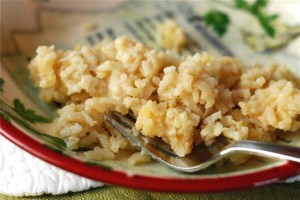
[13,99,52,124]
[0,77,66,149]
[0,78,4,92]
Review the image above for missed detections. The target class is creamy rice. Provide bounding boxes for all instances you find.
[28,36,300,165]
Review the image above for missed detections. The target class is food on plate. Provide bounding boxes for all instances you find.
[28,36,300,165]
[156,19,187,51]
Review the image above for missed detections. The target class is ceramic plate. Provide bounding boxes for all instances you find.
[1,0,300,192]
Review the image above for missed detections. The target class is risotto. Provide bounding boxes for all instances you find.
[28,36,300,165]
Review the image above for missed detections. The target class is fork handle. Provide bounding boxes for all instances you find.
[232,140,300,163]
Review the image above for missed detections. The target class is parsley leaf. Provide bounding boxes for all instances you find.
[13,99,52,124]
[203,10,231,36]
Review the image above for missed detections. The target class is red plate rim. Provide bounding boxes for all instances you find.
[1,117,299,193]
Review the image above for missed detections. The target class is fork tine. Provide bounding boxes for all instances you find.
[103,112,140,148]
[112,111,179,157]
[104,111,179,157]
[103,111,218,172]
[111,111,135,130]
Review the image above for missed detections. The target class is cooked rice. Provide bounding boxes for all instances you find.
[156,19,187,51]
[28,36,300,165]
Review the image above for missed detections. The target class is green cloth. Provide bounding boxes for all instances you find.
[1,182,300,200]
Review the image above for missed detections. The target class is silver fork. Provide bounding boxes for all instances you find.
[103,111,300,173]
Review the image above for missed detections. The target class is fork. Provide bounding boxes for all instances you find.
[103,111,300,173]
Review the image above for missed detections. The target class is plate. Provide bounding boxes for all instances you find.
[1,0,300,192]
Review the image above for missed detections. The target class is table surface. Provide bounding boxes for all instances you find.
[1,182,300,200]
